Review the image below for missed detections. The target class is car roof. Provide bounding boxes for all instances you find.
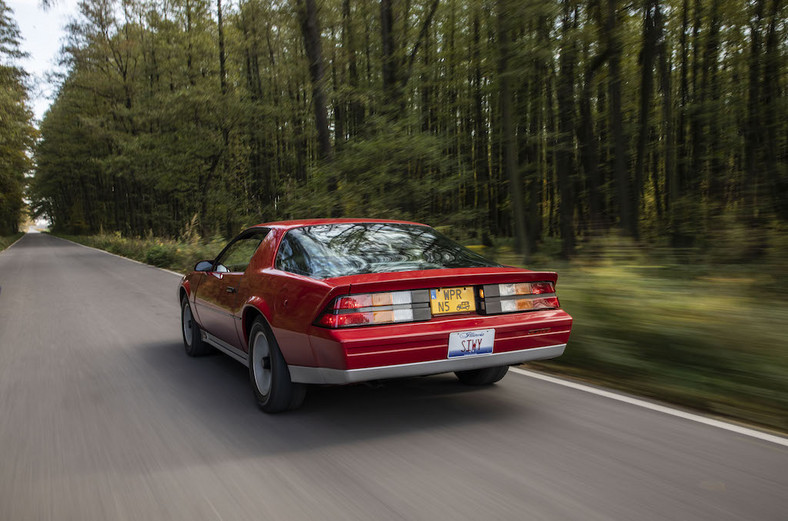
[251,218,428,230]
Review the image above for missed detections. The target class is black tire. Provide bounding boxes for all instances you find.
[181,296,212,356]
[248,318,306,413]
[455,365,509,386]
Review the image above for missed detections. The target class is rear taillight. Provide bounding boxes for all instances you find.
[479,282,559,314]
[316,290,431,328]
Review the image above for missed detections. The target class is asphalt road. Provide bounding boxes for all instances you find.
[1,233,786,521]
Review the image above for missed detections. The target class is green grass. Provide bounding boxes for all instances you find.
[490,235,788,433]
[539,265,787,432]
[0,233,24,252]
[55,230,788,433]
[54,232,228,273]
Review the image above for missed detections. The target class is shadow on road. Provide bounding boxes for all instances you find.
[136,339,518,454]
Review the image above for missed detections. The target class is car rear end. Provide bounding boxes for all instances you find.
[291,268,572,384]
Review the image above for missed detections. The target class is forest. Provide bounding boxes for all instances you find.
[3,0,787,258]
[1,0,787,429]
[0,0,35,236]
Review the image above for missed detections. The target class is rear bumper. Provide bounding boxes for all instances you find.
[288,343,565,384]
[303,308,572,370]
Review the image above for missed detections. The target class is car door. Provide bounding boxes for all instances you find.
[193,229,269,349]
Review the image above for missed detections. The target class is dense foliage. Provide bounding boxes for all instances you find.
[30,0,787,258]
[0,0,34,235]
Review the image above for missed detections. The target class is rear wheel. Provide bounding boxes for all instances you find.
[248,318,306,413]
[455,365,509,386]
[181,296,212,356]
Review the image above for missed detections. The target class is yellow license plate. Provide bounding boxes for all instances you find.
[430,287,476,315]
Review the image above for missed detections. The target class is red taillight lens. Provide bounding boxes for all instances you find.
[335,295,373,309]
[317,312,374,328]
[316,290,431,328]
[530,282,555,294]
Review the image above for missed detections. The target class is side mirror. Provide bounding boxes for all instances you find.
[194,260,214,272]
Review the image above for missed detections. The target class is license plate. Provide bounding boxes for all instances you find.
[430,286,476,315]
[448,329,495,358]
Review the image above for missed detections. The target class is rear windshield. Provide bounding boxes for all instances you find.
[275,223,499,279]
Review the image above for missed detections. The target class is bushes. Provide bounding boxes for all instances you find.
[521,236,788,432]
[145,244,176,267]
[0,233,23,252]
[55,232,226,273]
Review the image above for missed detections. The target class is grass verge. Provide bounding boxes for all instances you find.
[55,232,228,273]
[55,231,788,433]
[536,263,787,434]
[496,236,788,434]
[0,233,24,252]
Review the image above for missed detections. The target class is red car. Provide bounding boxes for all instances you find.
[179,219,572,412]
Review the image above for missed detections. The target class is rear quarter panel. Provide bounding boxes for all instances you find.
[239,228,336,367]
[243,269,335,367]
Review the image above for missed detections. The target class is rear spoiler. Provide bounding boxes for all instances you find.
[335,267,558,295]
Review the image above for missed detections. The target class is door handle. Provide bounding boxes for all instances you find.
[226,286,237,293]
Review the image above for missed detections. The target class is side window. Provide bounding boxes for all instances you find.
[275,234,311,276]
[215,231,268,273]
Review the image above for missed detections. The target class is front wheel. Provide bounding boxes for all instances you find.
[181,296,212,357]
[455,365,509,386]
[248,318,306,413]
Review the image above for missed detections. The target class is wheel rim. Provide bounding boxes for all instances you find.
[251,330,272,396]
[182,303,194,347]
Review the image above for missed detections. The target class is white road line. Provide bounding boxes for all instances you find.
[54,235,184,277]
[512,367,788,448]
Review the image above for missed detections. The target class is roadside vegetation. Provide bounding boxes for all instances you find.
[0,233,23,252]
[55,227,227,273]
[56,227,788,433]
[0,0,36,238]
[28,0,786,261]
[29,0,788,432]
[525,234,788,434]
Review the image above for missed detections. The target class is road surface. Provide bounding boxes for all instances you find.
[1,233,786,520]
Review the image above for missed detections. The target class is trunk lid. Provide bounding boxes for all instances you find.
[325,267,557,294]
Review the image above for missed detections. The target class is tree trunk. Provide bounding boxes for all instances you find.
[556,0,577,257]
[656,0,674,218]
[607,0,636,238]
[763,0,785,219]
[296,0,333,162]
[576,18,607,234]
[701,0,723,211]
[744,0,765,223]
[217,0,227,95]
[342,0,363,135]
[497,0,527,258]
[635,0,657,228]
[379,0,398,109]
[472,11,492,244]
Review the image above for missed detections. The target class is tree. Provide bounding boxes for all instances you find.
[555,0,577,256]
[0,0,35,235]
[296,0,332,162]
[497,0,527,257]
[28,0,787,260]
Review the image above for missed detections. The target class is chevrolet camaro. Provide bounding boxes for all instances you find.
[179,219,573,412]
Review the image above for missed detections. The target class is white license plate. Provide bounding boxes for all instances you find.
[448,329,495,358]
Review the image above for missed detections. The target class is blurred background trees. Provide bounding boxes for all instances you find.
[0,0,35,235]
[27,0,787,258]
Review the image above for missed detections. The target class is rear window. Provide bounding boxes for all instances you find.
[275,223,499,279]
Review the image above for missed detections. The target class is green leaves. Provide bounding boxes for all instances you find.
[0,0,34,235]
[28,0,788,254]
